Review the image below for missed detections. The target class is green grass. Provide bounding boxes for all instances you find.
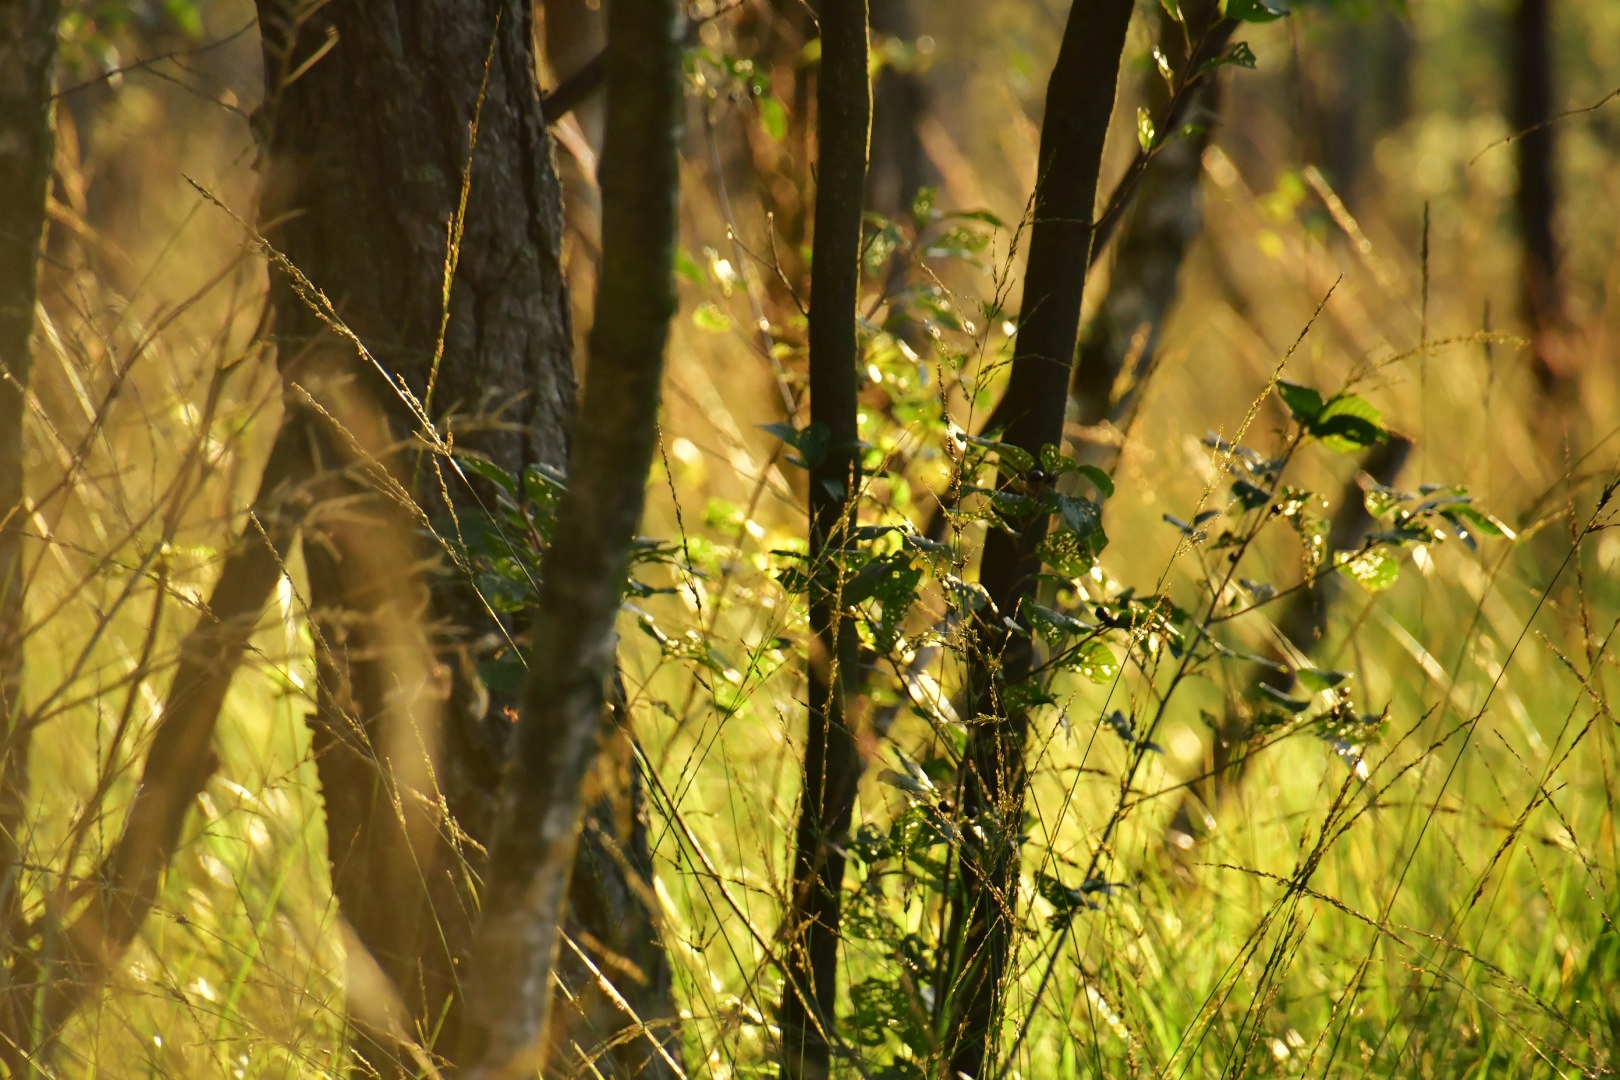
[14,3,1620,1077]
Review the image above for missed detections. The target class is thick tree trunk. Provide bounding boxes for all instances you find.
[458,0,683,1074]
[936,3,1134,1076]
[0,0,59,1066]
[778,4,870,1079]
[253,1,670,1074]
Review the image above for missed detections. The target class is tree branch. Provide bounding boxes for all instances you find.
[459,0,684,1073]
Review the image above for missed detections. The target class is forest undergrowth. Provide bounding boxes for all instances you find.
[10,2,1620,1077]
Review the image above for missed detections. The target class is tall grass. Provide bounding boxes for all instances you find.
[13,1,1618,1076]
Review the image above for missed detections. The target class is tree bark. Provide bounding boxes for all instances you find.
[457,0,682,1074]
[253,1,671,1074]
[1072,1,1233,433]
[778,4,870,1078]
[0,0,59,1066]
[1511,0,1563,389]
[937,4,1134,1076]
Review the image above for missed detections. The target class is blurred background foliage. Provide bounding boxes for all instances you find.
[11,0,1620,1074]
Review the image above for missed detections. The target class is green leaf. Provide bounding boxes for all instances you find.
[1003,678,1056,712]
[1296,668,1350,694]
[674,247,704,286]
[452,453,519,497]
[1311,394,1386,453]
[757,93,788,141]
[841,562,893,607]
[1077,464,1114,499]
[760,421,832,469]
[1028,603,1088,642]
[1201,41,1258,74]
[692,302,734,333]
[1277,381,1323,424]
[1039,525,1106,578]
[941,208,1007,230]
[911,185,939,225]
[1445,504,1516,543]
[1223,0,1288,22]
[1362,483,1406,519]
[1231,478,1272,511]
[1338,547,1400,591]
[1068,639,1119,685]
[964,433,1035,475]
[1055,493,1102,537]
[1036,446,1114,497]
[1136,106,1156,153]
[944,575,993,614]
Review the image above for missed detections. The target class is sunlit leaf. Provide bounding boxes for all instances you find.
[757,93,788,141]
[1338,547,1400,591]
[1312,394,1387,453]
[1068,640,1119,685]
[692,302,734,333]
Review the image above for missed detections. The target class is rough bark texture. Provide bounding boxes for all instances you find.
[1511,0,1563,389]
[253,2,671,1074]
[1072,1,1233,433]
[457,0,682,1074]
[0,0,59,1066]
[778,4,870,1078]
[937,4,1134,1076]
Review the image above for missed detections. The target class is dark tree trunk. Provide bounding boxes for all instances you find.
[936,3,1134,1076]
[778,4,870,1078]
[253,1,671,1074]
[0,0,59,1066]
[1072,1,1233,435]
[458,0,683,1073]
[1511,0,1563,389]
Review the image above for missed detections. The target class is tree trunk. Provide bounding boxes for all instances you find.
[936,3,1134,1076]
[778,4,870,1078]
[1072,0,1233,434]
[253,1,670,1073]
[458,0,683,1073]
[1511,0,1564,389]
[0,0,60,1066]
[867,0,933,219]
